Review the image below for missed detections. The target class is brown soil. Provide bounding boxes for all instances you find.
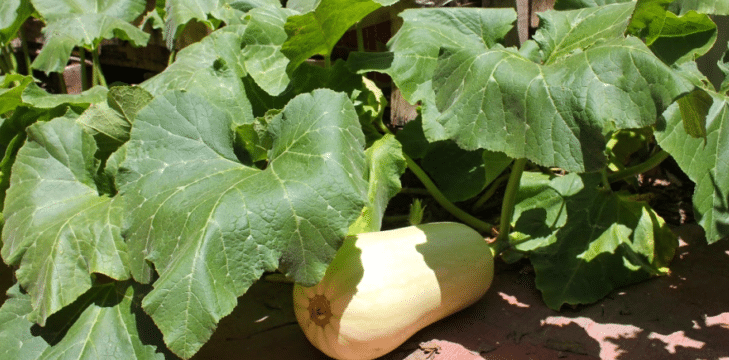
[193,223,729,360]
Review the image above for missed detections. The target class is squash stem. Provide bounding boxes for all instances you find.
[79,49,89,90]
[404,154,493,233]
[495,158,527,252]
[472,173,509,212]
[356,22,365,53]
[608,149,670,183]
[91,47,107,87]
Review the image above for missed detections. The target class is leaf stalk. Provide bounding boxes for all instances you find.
[404,154,493,233]
[495,158,527,251]
[608,149,670,183]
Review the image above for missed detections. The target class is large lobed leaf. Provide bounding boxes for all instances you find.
[30,0,150,74]
[1,118,129,325]
[0,283,164,360]
[406,4,692,172]
[655,91,729,243]
[117,89,367,358]
[510,172,677,310]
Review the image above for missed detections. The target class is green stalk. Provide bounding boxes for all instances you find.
[356,22,365,53]
[472,173,509,212]
[0,46,15,75]
[19,27,32,76]
[400,187,430,196]
[601,168,611,190]
[91,47,107,87]
[168,49,176,66]
[324,53,331,68]
[608,149,670,183]
[79,49,88,90]
[404,154,492,233]
[56,72,67,94]
[495,158,527,250]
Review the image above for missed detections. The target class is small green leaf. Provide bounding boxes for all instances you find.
[0,75,34,115]
[555,0,633,9]
[0,0,33,46]
[348,134,406,234]
[676,89,712,139]
[0,282,165,360]
[655,92,729,243]
[281,0,396,70]
[0,285,50,359]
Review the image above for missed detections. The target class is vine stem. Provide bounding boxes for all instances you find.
[495,158,527,250]
[472,173,509,212]
[79,49,88,90]
[19,26,32,75]
[356,22,365,53]
[91,48,107,87]
[404,154,493,233]
[608,149,670,183]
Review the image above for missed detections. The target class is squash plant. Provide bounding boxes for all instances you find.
[1,0,728,359]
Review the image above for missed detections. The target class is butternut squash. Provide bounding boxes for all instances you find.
[293,222,494,360]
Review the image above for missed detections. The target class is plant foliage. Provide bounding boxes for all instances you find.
[1,0,729,358]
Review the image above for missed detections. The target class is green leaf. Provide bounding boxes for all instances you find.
[628,2,718,65]
[159,0,220,46]
[117,89,367,358]
[280,0,396,70]
[22,83,108,108]
[626,0,673,45]
[0,285,50,359]
[141,25,255,126]
[720,41,729,93]
[511,172,677,310]
[669,0,729,15]
[0,75,34,115]
[348,134,406,234]
[75,86,153,157]
[554,0,633,10]
[535,3,635,64]
[421,142,509,203]
[383,8,517,103]
[241,6,296,95]
[0,0,33,46]
[0,282,164,360]
[1,118,129,325]
[655,91,729,243]
[286,0,319,13]
[426,35,691,172]
[676,88,712,139]
[30,0,150,74]
[30,0,146,22]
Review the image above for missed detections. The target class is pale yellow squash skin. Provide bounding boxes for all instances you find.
[293,222,495,360]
